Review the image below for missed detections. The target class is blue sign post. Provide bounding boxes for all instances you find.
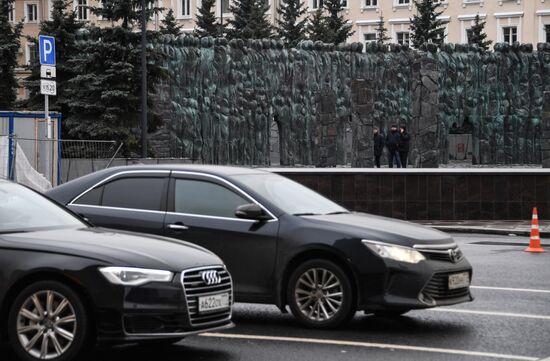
[39,35,56,65]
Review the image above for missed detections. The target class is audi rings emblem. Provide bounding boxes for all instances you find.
[201,270,222,285]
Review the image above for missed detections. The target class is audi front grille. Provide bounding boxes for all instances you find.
[180,265,233,327]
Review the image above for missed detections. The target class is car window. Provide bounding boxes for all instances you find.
[101,177,165,211]
[233,173,347,216]
[73,186,103,206]
[174,179,249,218]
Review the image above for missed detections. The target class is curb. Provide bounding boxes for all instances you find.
[426,225,550,237]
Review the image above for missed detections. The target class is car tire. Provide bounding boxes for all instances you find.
[8,280,90,361]
[287,259,355,329]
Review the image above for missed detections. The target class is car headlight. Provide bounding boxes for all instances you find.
[99,267,174,286]
[362,240,425,264]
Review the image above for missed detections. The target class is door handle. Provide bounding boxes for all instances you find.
[167,223,189,230]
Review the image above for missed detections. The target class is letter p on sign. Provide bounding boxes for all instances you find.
[39,35,56,66]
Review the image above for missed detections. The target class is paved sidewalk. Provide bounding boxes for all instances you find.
[415,220,550,237]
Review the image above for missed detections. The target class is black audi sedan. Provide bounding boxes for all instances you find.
[47,165,473,329]
[0,180,233,361]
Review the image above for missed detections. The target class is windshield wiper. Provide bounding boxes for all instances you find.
[325,211,350,215]
[0,230,30,234]
[292,212,321,216]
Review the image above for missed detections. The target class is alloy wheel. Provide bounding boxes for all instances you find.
[16,290,77,360]
[294,268,344,322]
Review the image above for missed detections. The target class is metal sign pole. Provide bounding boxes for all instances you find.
[45,94,50,138]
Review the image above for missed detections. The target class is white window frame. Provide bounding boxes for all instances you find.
[25,42,37,65]
[495,12,523,44]
[363,32,377,43]
[8,3,15,22]
[24,1,39,23]
[394,0,410,6]
[74,0,88,21]
[396,31,410,45]
[536,10,550,43]
[388,18,410,45]
[178,0,192,19]
[458,14,487,44]
[363,0,377,8]
[502,26,517,45]
[310,0,323,10]
[341,0,348,9]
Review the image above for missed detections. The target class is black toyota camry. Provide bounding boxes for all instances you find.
[0,180,233,361]
[47,165,473,329]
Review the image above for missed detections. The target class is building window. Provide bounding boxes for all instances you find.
[25,3,38,23]
[364,0,377,6]
[341,0,347,7]
[364,33,377,43]
[312,0,323,9]
[395,0,410,5]
[466,28,473,43]
[75,0,88,20]
[221,0,230,13]
[8,4,14,22]
[25,43,38,65]
[502,26,517,45]
[546,25,550,43]
[181,0,191,16]
[396,31,410,45]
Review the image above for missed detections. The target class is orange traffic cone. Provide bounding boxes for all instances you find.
[525,207,545,253]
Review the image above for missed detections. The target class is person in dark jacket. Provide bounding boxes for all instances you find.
[386,125,401,168]
[399,125,411,168]
[373,127,384,168]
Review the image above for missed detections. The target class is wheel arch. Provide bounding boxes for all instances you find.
[0,270,97,342]
[277,246,359,310]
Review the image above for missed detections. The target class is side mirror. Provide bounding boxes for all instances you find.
[235,203,269,221]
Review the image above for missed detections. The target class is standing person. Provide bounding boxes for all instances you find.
[399,125,410,168]
[373,127,384,168]
[386,124,401,168]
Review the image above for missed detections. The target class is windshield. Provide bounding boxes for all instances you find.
[233,173,348,216]
[0,182,84,233]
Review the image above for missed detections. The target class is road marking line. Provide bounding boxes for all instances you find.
[430,308,550,320]
[471,286,550,294]
[200,332,538,361]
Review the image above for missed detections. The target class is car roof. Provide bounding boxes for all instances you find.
[104,164,270,177]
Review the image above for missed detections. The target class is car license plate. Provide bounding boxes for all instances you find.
[198,293,229,313]
[448,272,470,290]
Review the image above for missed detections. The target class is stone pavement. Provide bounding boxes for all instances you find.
[416,220,550,237]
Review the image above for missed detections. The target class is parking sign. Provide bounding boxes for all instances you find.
[39,35,56,65]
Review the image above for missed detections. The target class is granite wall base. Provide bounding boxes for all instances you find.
[276,170,549,221]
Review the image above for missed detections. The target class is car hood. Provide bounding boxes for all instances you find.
[302,212,454,247]
[0,227,223,271]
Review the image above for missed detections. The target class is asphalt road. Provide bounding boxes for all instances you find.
[4,233,550,361]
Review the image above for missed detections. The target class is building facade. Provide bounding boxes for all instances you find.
[7,0,550,98]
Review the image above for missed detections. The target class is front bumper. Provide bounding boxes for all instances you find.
[356,251,473,311]
[89,266,234,342]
